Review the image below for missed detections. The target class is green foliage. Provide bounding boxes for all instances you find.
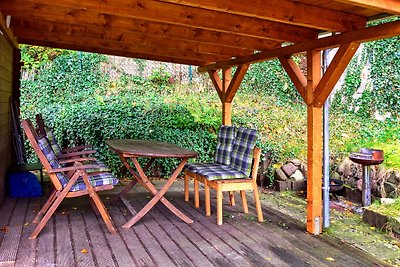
[20,45,67,69]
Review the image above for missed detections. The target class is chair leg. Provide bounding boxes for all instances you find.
[30,191,67,239]
[204,179,211,216]
[217,185,223,225]
[89,192,117,234]
[252,182,264,222]
[33,189,57,224]
[184,170,190,202]
[229,191,236,206]
[194,174,200,208]
[240,190,249,213]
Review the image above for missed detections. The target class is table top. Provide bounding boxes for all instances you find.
[106,139,198,158]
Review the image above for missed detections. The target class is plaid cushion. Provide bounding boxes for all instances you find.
[85,160,111,173]
[214,125,237,165]
[185,162,224,173]
[45,127,62,156]
[69,172,118,192]
[229,127,257,177]
[196,165,246,181]
[37,137,70,187]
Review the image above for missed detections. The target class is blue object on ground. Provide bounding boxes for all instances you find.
[8,171,43,197]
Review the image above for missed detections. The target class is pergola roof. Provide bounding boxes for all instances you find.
[1,0,399,67]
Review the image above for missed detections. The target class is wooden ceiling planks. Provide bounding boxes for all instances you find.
[156,0,366,32]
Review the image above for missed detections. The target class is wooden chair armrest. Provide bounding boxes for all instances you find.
[59,157,97,164]
[57,150,97,159]
[61,144,93,153]
[48,164,101,173]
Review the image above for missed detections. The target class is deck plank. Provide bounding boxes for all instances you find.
[118,198,176,267]
[69,202,97,267]
[55,204,75,267]
[0,198,28,265]
[108,204,155,267]
[134,196,201,267]
[82,200,117,267]
[14,198,41,267]
[36,202,56,267]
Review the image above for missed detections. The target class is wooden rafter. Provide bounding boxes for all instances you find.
[278,57,307,102]
[198,19,400,72]
[336,0,400,14]
[0,0,318,43]
[0,12,18,48]
[11,21,253,58]
[21,38,208,66]
[10,16,280,52]
[313,42,360,107]
[157,0,366,32]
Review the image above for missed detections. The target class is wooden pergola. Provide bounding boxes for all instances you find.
[0,0,399,235]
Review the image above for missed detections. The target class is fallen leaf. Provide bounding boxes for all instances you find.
[370,226,376,230]
[80,249,88,254]
[24,222,29,226]
[325,257,335,261]
[0,226,8,233]
[265,257,271,261]
[72,207,78,210]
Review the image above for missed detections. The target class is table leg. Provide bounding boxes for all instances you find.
[122,157,193,228]
[111,156,155,203]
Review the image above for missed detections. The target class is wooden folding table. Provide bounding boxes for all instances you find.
[106,139,198,228]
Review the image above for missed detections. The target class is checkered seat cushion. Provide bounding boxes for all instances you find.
[229,127,257,177]
[85,160,111,173]
[214,125,237,166]
[38,137,118,192]
[44,127,62,156]
[185,162,223,173]
[196,165,247,181]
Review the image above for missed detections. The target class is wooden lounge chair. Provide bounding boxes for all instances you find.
[35,114,109,171]
[22,119,118,239]
[185,126,263,225]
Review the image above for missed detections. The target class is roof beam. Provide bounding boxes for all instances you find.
[0,0,318,43]
[336,0,400,15]
[15,29,228,63]
[199,19,400,72]
[4,14,281,51]
[12,19,253,58]
[20,38,207,66]
[157,0,366,32]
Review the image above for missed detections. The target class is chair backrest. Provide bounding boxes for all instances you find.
[229,127,257,177]
[214,125,237,166]
[22,119,65,191]
[35,114,62,156]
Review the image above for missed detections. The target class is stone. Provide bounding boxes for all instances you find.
[274,168,287,181]
[383,182,396,193]
[330,171,340,180]
[356,179,363,191]
[290,159,302,167]
[290,170,304,181]
[274,180,291,191]
[281,162,297,177]
[380,198,396,205]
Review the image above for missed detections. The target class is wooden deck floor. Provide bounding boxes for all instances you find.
[0,186,386,267]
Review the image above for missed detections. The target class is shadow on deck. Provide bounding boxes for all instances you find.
[0,182,387,267]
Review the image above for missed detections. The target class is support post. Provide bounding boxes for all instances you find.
[222,68,232,125]
[306,50,323,235]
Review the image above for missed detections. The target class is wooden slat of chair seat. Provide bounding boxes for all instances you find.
[21,119,117,239]
[194,147,263,225]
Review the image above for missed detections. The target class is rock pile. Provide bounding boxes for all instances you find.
[273,159,307,191]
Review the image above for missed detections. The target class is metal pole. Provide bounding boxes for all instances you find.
[188,65,193,84]
[322,49,330,229]
[362,165,371,206]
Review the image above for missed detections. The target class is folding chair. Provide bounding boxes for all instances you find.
[22,119,118,239]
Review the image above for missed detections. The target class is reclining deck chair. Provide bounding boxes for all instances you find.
[184,126,263,225]
[22,119,118,239]
[35,114,109,171]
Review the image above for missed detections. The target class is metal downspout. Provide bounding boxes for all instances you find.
[322,49,330,229]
